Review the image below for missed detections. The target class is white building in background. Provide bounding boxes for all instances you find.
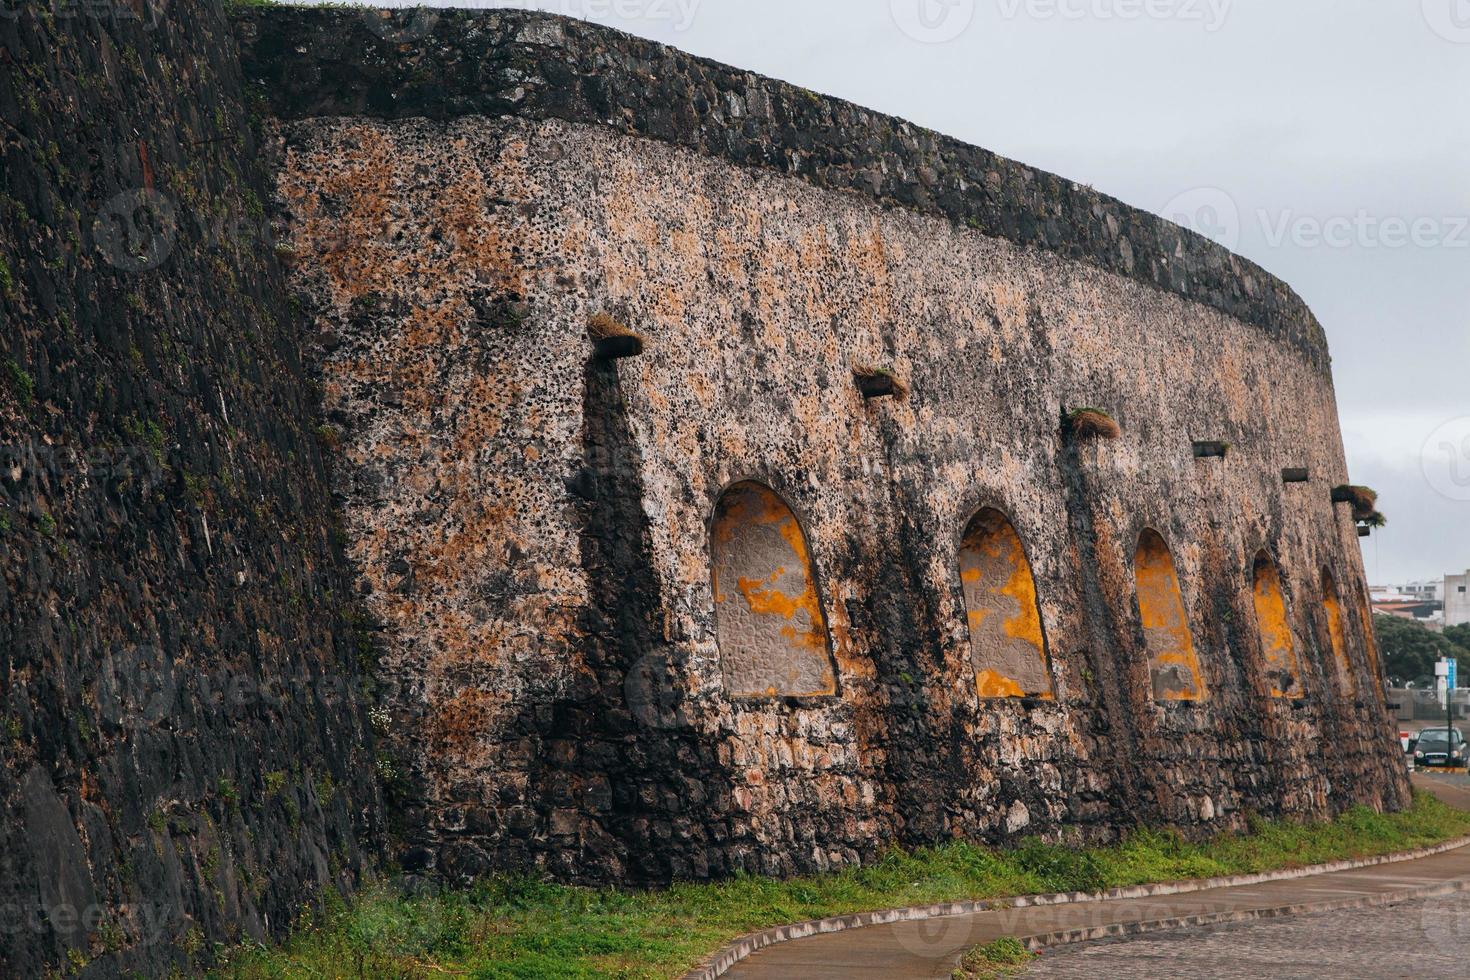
[1401,580,1444,603]
[1371,581,1445,603]
[1448,570,1470,628]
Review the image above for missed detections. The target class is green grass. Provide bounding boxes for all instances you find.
[216,791,1470,979]
[953,936,1036,979]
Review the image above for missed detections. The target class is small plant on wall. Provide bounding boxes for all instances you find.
[851,363,908,400]
[1063,406,1120,440]
[587,312,643,359]
[1331,484,1379,521]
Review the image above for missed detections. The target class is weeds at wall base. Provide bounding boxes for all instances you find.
[214,790,1470,980]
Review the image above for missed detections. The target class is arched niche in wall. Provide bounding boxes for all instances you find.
[1356,588,1385,699]
[1251,552,1303,698]
[1320,568,1357,694]
[710,481,837,698]
[959,509,1053,699]
[1134,530,1206,702]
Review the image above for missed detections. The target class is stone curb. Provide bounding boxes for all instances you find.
[680,835,1470,980]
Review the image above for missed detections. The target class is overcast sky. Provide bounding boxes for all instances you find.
[356,0,1469,585]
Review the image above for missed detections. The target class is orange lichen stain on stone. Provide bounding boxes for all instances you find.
[959,511,1053,699]
[1357,593,1384,699]
[1134,530,1205,702]
[976,669,1027,699]
[1252,556,1303,698]
[426,688,511,767]
[1321,570,1356,694]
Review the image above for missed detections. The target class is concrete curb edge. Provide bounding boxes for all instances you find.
[680,833,1470,979]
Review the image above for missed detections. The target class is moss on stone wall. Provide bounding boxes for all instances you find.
[0,4,381,975]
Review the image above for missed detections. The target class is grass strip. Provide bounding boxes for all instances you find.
[217,789,1468,979]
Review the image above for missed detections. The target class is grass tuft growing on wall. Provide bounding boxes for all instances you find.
[587,312,641,341]
[216,791,1468,980]
[1064,407,1120,440]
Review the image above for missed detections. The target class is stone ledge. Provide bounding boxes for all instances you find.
[681,834,1470,979]
[231,7,1330,372]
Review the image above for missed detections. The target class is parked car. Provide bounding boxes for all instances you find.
[1412,728,1467,768]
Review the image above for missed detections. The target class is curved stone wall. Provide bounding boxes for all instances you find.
[0,6,382,975]
[240,8,1409,883]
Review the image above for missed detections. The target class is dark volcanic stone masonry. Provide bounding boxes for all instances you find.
[234,5,1406,890]
[0,4,1410,975]
[0,3,381,975]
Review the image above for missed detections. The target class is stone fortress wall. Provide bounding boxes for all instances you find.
[237,8,1409,884]
[0,5,381,976]
[0,6,1413,974]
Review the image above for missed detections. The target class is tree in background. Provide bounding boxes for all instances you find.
[1375,615,1470,686]
[1445,623,1470,653]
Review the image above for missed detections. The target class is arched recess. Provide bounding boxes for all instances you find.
[1134,530,1205,702]
[710,481,837,698]
[1320,568,1357,694]
[1356,590,1385,698]
[1251,552,1303,698]
[959,509,1053,699]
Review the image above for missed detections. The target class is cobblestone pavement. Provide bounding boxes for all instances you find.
[1025,888,1470,979]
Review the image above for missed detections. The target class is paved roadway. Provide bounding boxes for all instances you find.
[1024,887,1470,979]
[721,773,1470,980]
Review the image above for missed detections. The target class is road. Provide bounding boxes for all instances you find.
[1024,888,1470,979]
[1026,772,1470,980]
[718,773,1470,979]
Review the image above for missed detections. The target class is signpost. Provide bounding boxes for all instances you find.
[1437,659,1459,764]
